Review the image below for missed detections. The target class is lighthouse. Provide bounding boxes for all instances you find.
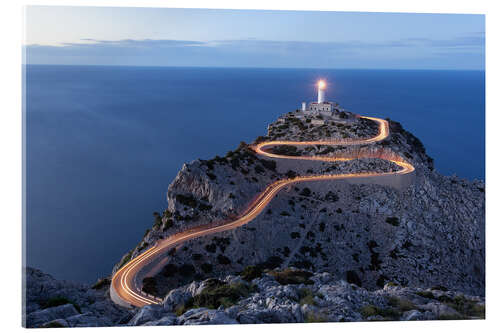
[317,80,326,103]
[300,79,340,116]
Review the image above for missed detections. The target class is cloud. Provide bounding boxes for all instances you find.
[24,34,484,69]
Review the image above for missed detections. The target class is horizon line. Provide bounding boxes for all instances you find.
[22,63,485,72]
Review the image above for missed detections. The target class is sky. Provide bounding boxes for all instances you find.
[24,6,485,70]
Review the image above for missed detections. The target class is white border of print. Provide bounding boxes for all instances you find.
[1,1,497,333]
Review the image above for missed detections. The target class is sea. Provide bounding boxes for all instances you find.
[25,65,485,283]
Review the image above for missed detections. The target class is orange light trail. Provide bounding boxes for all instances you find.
[110,116,414,308]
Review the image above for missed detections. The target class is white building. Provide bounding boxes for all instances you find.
[301,80,339,116]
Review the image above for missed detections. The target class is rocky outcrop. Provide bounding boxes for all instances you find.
[24,267,131,328]
[113,113,484,300]
[132,269,486,325]
[26,267,484,327]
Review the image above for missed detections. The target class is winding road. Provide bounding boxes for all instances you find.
[110,115,415,308]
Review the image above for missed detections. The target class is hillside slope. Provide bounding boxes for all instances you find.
[115,111,484,298]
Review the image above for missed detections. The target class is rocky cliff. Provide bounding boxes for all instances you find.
[115,111,484,298]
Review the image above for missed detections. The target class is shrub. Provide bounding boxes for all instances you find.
[178,264,196,276]
[198,203,212,211]
[387,296,416,312]
[254,165,265,174]
[360,305,378,318]
[201,263,213,274]
[142,277,157,295]
[305,312,328,323]
[280,211,291,216]
[205,243,217,253]
[298,288,317,306]
[325,191,339,202]
[299,188,311,196]
[416,291,435,299]
[290,232,300,239]
[240,265,263,281]
[346,270,362,287]
[270,268,314,285]
[385,217,400,226]
[217,254,231,265]
[445,295,485,318]
[260,256,283,270]
[192,280,255,309]
[118,250,133,269]
[360,304,400,320]
[261,159,277,171]
[40,297,81,314]
[176,194,198,208]
[162,263,178,277]
[91,278,110,290]
[174,297,194,316]
[153,213,162,228]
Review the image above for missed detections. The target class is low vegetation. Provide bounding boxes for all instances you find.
[385,216,400,227]
[175,279,256,315]
[39,297,81,314]
[269,268,314,285]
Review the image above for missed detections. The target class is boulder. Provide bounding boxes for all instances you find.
[26,303,79,327]
[128,304,165,326]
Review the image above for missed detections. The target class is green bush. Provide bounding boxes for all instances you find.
[142,277,157,295]
[192,280,255,309]
[118,250,133,269]
[176,194,198,208]
[298,288,317,306]
[201,263,213,274]
[40,297,81,314]
[240,265,263,281]
[387,296,416,312]
[304,312,328,323]
[385,217,400,227]
[217,254,231,265]
[445,295,485,319]
[174,297,194,316]
[360,305,378,318]
[91,278,110,290]
[270,268,314,285]
[416,291,435,299]
[162,263,178,277]
[360,304,400,320]
[178,264,196,276]
[299,188,311,196]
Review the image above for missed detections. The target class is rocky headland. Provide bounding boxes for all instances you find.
[24,109,485,327]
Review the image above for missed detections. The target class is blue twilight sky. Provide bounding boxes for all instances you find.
[24,6,485,70]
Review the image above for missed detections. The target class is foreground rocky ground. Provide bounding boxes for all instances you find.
[24,267,484,327]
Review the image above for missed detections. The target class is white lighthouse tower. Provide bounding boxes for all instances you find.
[317,80,326,103]
[300,79,339,116]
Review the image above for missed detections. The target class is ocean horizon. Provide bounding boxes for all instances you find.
[25,65,485,283]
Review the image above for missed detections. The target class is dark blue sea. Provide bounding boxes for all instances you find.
[25,65,485,283]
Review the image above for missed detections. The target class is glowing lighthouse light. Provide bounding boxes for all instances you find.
[317,80,326,103]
